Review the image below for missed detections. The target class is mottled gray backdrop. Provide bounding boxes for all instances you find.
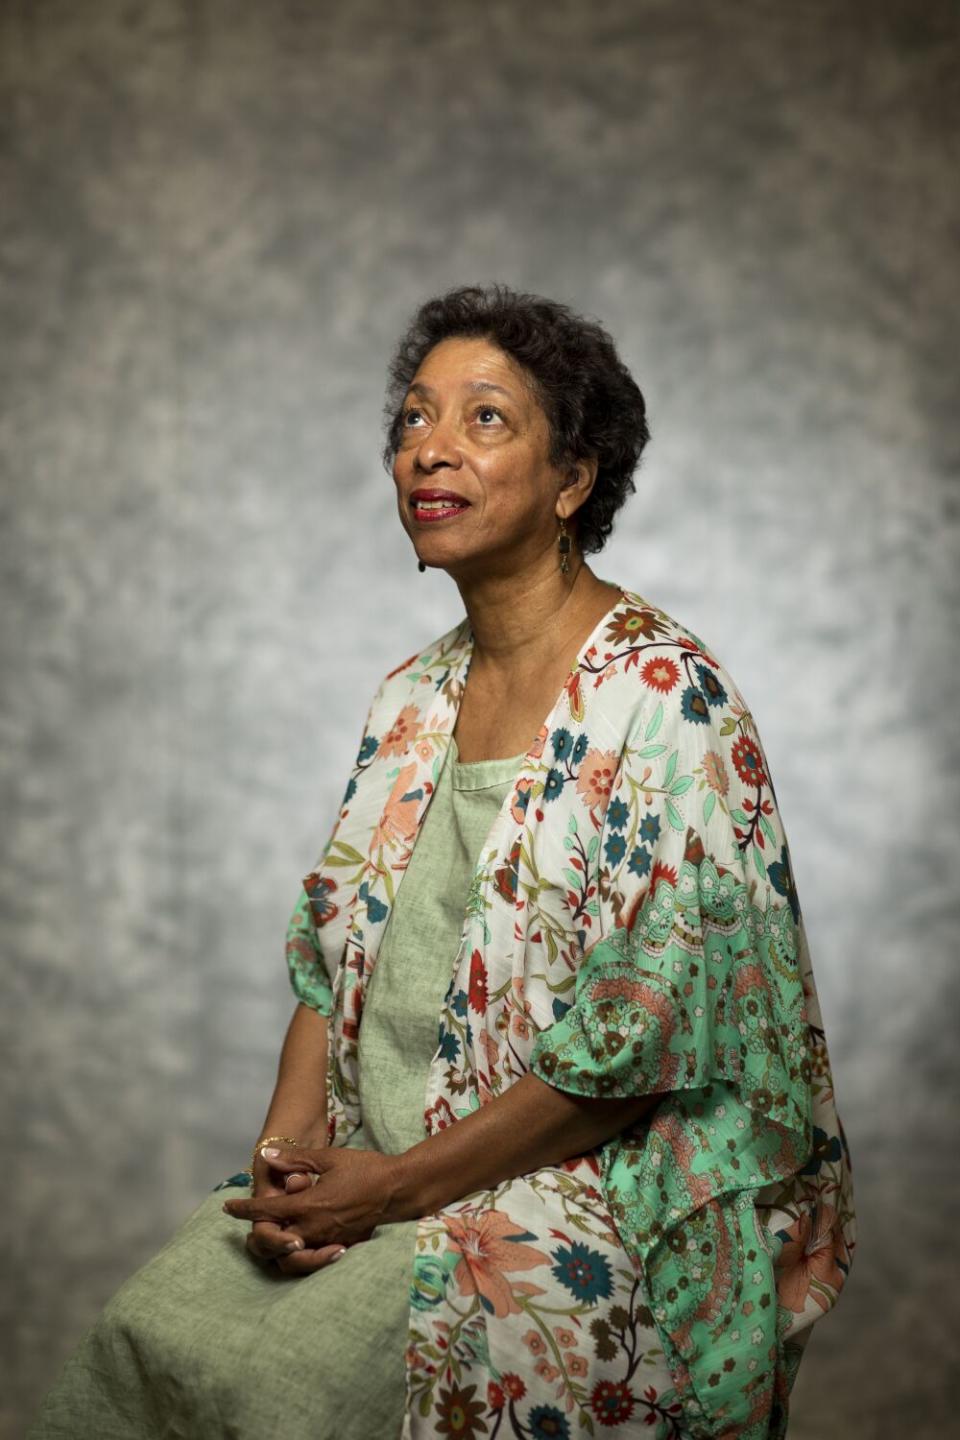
[3,1,958,1435]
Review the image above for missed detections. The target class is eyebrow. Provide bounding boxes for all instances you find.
[405,380,516,401]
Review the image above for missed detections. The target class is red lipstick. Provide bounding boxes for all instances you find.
[410,488,471,523]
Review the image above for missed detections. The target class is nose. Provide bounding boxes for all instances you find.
[413,412,462,474]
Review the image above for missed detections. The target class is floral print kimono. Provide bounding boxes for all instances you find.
[287,587,855,1440]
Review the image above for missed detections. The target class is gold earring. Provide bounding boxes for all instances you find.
[558,517,571,574]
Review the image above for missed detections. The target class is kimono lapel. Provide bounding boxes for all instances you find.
[330,586,633,1142]
[352,622,471,975]
[356,585,630,980]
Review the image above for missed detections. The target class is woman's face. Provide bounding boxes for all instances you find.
[392,336,572,581]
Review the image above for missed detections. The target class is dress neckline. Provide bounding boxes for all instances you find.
[449,734,527,792]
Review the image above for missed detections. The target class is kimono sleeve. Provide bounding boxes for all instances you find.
[530,657,822,1438]
[284,680,385,1017]
[529,678,813,1166]
[285,885,334,1016]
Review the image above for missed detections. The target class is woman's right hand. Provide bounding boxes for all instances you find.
[246,1150,348,1275]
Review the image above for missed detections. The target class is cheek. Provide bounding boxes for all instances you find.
[392,455,411,494]
[477,456,551,523]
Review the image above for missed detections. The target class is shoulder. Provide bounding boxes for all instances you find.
[583,587,753,742]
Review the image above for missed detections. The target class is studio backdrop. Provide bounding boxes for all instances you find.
[2,2,958,1437]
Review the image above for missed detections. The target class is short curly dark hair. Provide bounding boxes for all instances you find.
[382,284,650,555]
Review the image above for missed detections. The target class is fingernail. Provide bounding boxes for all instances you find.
[285,1239,304,1252]
[260,1147,280,1158]
[331,1248,346,1261]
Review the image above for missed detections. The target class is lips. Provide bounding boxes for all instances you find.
[410,488,471,522]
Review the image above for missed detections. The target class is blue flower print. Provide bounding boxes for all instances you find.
[451,989,469,1018]
[680,685,710,724]
[628,845,651,878]
[543,769,565,802]
[437,1028,460,1062]
[552,996,572,1022]
[801,1126,843,1177]
[358,881,388,924]
[695,662,728,707]
[551,1242,613,1303]
[529,1405,571,1439]
[769,844,800,923]
[606,798,629,831]
[638,811,661,845]
[551,727,573,761]
[572,733,589,764]
[342,776,357,806]
[357,734,379,764]
[604,833,626,865]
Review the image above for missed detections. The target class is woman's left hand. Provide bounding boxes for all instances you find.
[222,1145,402,1249]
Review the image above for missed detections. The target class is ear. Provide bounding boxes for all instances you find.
[556,457,599,520]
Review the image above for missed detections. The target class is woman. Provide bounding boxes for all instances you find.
[31,286,854,1440]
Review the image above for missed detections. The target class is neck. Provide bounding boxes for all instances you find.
[455,556,621,677]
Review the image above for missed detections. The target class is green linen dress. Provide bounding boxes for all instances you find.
[28,738,525,1440]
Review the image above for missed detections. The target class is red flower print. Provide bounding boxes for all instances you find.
[523,1328,547,1355]
[650,860,678,898]
[731,734,767,787]
[444,1209,550,1318]
[487,1381,505,1410]
[502,1373,526,1401]
[640,655,681,692]
[565,669,585,722]
[468,949,488,1014]
[424,1095,457,1132]
[775,1202,847,1314]
[379,704,424,758]
[591,1378,636,1426]
[575,749,619,817]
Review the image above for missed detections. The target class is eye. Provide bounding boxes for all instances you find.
[475,405,504,425]
[401,407,426,428]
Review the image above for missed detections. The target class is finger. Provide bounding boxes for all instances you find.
[259,1148,329,1175]
[247,1222,306,1261]
[284,1172,313,1194]
[223,1194,301,1223]
[246,1230,305,1264]
[275,1244,347,1276]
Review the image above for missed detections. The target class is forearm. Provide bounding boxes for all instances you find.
[387,1071,660,1222]
[257,1001,329,1150]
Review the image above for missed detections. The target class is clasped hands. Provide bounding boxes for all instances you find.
[223,1145,401,1276]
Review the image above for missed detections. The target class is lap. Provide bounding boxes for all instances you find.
[31,1165,688,1439]
[30,1185,417,1440]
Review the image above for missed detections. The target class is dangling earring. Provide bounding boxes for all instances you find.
[418,560,426,573]
[558,517,571,574]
